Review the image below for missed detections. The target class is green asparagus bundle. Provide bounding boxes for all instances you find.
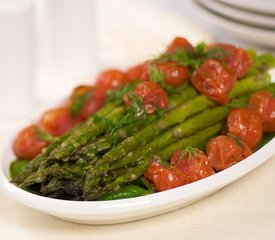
[11,41,275,201]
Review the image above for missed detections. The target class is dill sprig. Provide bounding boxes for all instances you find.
[69,91,92,117]
[148,63,187,94]
[179,146,200,161]
[227,133,245,150]
[149,64,164,84]
[35,126,57,143]
[127,92,146,118]
[90,115,114,133]
[154,48,198,69]
[153,42,227,71]
[106,81,139,104]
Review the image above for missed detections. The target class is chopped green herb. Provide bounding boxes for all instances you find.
[107,81,139,104]
[179,146,199,161]
[35,126,57,143]
[227,133,245,150]
[70,91,92,117]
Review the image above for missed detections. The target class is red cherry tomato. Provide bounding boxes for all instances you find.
[143,161,185,192]
[249,91,275,132]
[157,62,189,87]
[209,43,251,78]
[171,149,215,183]
[79,88,106,120]
[165,36,194,55]
[40,107,78,136]
[95,69,130,92]
[226,108,263,149]
[70,85,93,98]
[139,62,189,87]
[124,81,168,114]
[13,124,48,160]
[206,135,252,171]
[67,85,105,120]
[67,84,93,109]
[126,63,146,81]
[191,59,236,104]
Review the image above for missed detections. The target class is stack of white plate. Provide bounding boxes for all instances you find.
[192,0,275,48]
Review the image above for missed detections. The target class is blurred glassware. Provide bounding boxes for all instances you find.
[37,0,96,79]
[0,0,36,116]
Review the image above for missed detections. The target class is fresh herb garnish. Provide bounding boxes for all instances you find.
[227,133,245,150]
[107,81,139,104]
[90,115,114,133]
[179,146,199,161]
[35,126,57,143]
[153,42,227,71]
[148,63,186,94]
[69,91,92,117]
[154,48,198,69]
[149,64,164,84]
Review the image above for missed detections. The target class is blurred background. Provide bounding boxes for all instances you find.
[0,0,274,116]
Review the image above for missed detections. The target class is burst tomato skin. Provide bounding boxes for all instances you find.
[95,69,130,92]
[124,81,168,114]
[165,36,194,55]
[226,108,263,149]
[171,149,215,183]
[249,91,275,132]
[191,59,236,104]
[40,107,78,136]
[209,43,251,78]
[143,161,185,192]
[13,124,48,160]
[206,135,252,171]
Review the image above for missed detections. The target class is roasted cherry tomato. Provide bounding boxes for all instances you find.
[209,43,251,78]
[157,62,189,87]
[191,59,236,104]
[139,62,189,87]
[40,107,78,136]
[171,148,215,183]
[67,85,105,120]
[126,63,146,81]
[249,91,275,132]
[143,161,185,192]
[69,85,93,99]
[165,36,194,55]
[95,69,130,93]
[80,88,106,120]
[13,124,48,160]
[67,85,93,116]
[123,81,168,114]
[206,135,252,171]
[226,108,263,149]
